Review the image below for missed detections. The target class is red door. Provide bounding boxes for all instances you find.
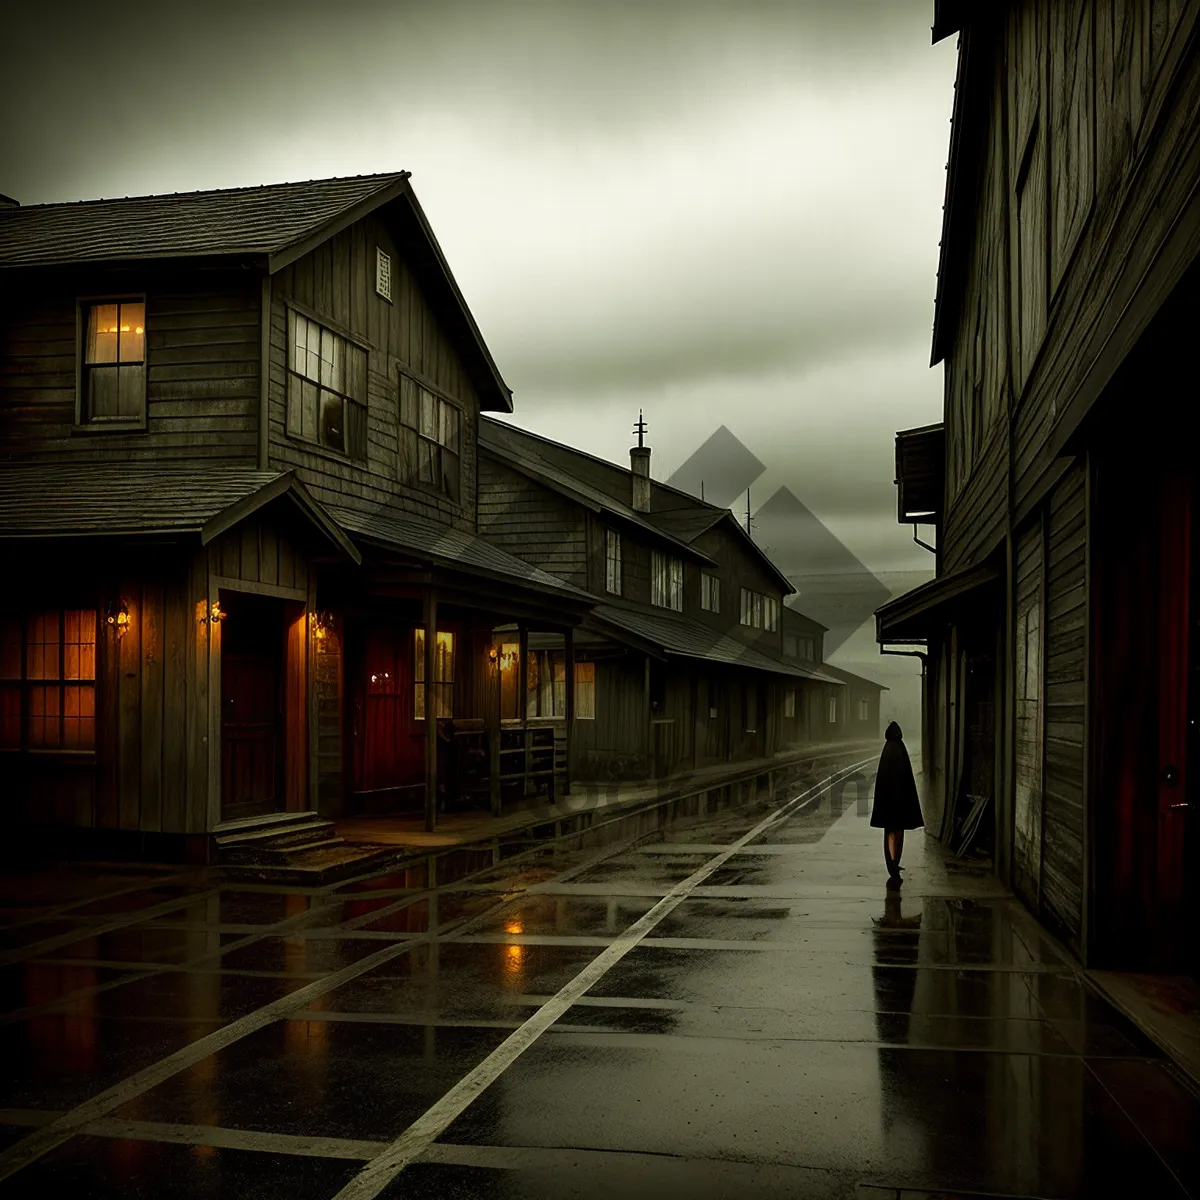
[1094,461,1193,968]
[221,593,285,821]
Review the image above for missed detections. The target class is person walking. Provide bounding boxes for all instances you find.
[870,722,923,887]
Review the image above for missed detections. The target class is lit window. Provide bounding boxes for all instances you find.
[1,610,97,750]
[414,628,454,719]
[575,661,596,719]
[287,310,368,460]
[701,574,720,613]
[527,649,568,719]
[605,530,622,595]
[399,376,461,503]
[81,299,145,424]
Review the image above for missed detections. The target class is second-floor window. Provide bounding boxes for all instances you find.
[740,588,764,629]
[785,633,816,659]
[80,299,145,425]
[651,551,683,611]
[399,376,461,503]
[701,574,720,613]
[764,596,779,632]
[605,530,622,595]
[287,310,367,460]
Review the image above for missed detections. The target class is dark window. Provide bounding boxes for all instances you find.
[399,375,461,503]
[701,573,720,612]
[1,610,97,751]
[81,300,145,424]
[651,552,683,611]
[605,530,622,595]
[287,310,368,460]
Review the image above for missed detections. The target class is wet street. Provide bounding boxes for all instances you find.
[1,762,1197,1199]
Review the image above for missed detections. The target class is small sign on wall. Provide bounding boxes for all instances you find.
[375,247,392,302]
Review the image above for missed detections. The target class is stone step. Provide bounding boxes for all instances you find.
[214,818,335,850]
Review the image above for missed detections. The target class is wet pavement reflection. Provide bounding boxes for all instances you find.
[0,763,1197,1198]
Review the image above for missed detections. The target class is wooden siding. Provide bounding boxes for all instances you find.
[572,653,649,780]
[0,269,260,463]
[475,456,588,588]
[267,212,482,531]
[1008,0,1200,515]
[1040,460,1087,945]
[690,524,786,655]
[1012,514,1045,908]
[941,428,1008,573]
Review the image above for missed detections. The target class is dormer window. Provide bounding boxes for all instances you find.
[287,309,367,460]
[79,299,146,425]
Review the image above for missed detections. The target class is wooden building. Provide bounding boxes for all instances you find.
[877,2,1200,974]
[0,173,597,857]
[476,417,864,781]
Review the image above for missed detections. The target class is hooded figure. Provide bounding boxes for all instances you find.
[870,722,923,884]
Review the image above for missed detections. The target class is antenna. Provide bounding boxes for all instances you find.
[700,480,705,502]
[745,487,755,539]
[633,409,648,448]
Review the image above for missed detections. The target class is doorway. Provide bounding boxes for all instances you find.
[1093,454,1196,971]
[220,591,287,821]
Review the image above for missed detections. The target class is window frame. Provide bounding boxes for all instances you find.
[827,693,838,724]
[701,573,720,613]
[605,529,622,596]
[398,368,464,505]
[1,608,99,756]
[651,551,683,612]
[526,648,568,720]
[740,587,764,629]
[858,697,870,721]
[75,293,149,432]
[784,687,796,719]
[413,628,455,720]
[764,596,779,633]
[285,303,370,462]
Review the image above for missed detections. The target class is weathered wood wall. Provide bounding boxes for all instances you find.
[690,524,786,655]
[1040,459,1087,947]
[0,268,260,463]
[1012,514,1045,909]
[572,653,649,780]
[475,456,588,587]
[267,209,482,530]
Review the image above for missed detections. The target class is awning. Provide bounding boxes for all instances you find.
[588,603,846,683]
[875,561,1001,643]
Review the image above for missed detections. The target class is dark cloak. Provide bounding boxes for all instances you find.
[869,722,924,830]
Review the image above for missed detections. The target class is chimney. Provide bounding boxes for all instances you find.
[630,409,651,513]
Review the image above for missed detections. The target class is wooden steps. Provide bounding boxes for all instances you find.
[213,811,348,865]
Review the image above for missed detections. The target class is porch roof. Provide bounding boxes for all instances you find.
[0,464,360,561]
[328,505,595,604]
[874,559,1001,642]
[588,603,846,684]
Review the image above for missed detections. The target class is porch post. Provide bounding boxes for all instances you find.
[424,584,437,833]
[487,630,501,817]
[564,627,574,796]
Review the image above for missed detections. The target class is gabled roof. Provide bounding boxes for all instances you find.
[0,173,410,270]
[479,416,793,592]
[0,172,513,412]
[0,465,360,561]
[588,602,845,684]
[818,661,890,692]
[478,418,713,565]
[328,505,595,604]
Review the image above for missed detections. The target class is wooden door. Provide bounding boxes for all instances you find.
[1093,461,1194,969]
[221,592,285,821]
[352,622,421,810]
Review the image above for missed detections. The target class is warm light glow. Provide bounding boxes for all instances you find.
[503,916,525,976]
[209,601,226,623]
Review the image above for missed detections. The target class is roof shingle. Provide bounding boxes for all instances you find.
[0,174,409,269]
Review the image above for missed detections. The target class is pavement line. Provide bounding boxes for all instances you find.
[0,827,664,1185]
[0,886,224,967]
[0,870,193,932]
[331,758,871,1200]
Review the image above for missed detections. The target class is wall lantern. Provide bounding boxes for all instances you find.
[487,644,498,663]
[313,610,334,641]
[199,601,227,625]
[105,600,130,638]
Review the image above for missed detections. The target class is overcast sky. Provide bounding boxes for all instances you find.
[3,0,956,577]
